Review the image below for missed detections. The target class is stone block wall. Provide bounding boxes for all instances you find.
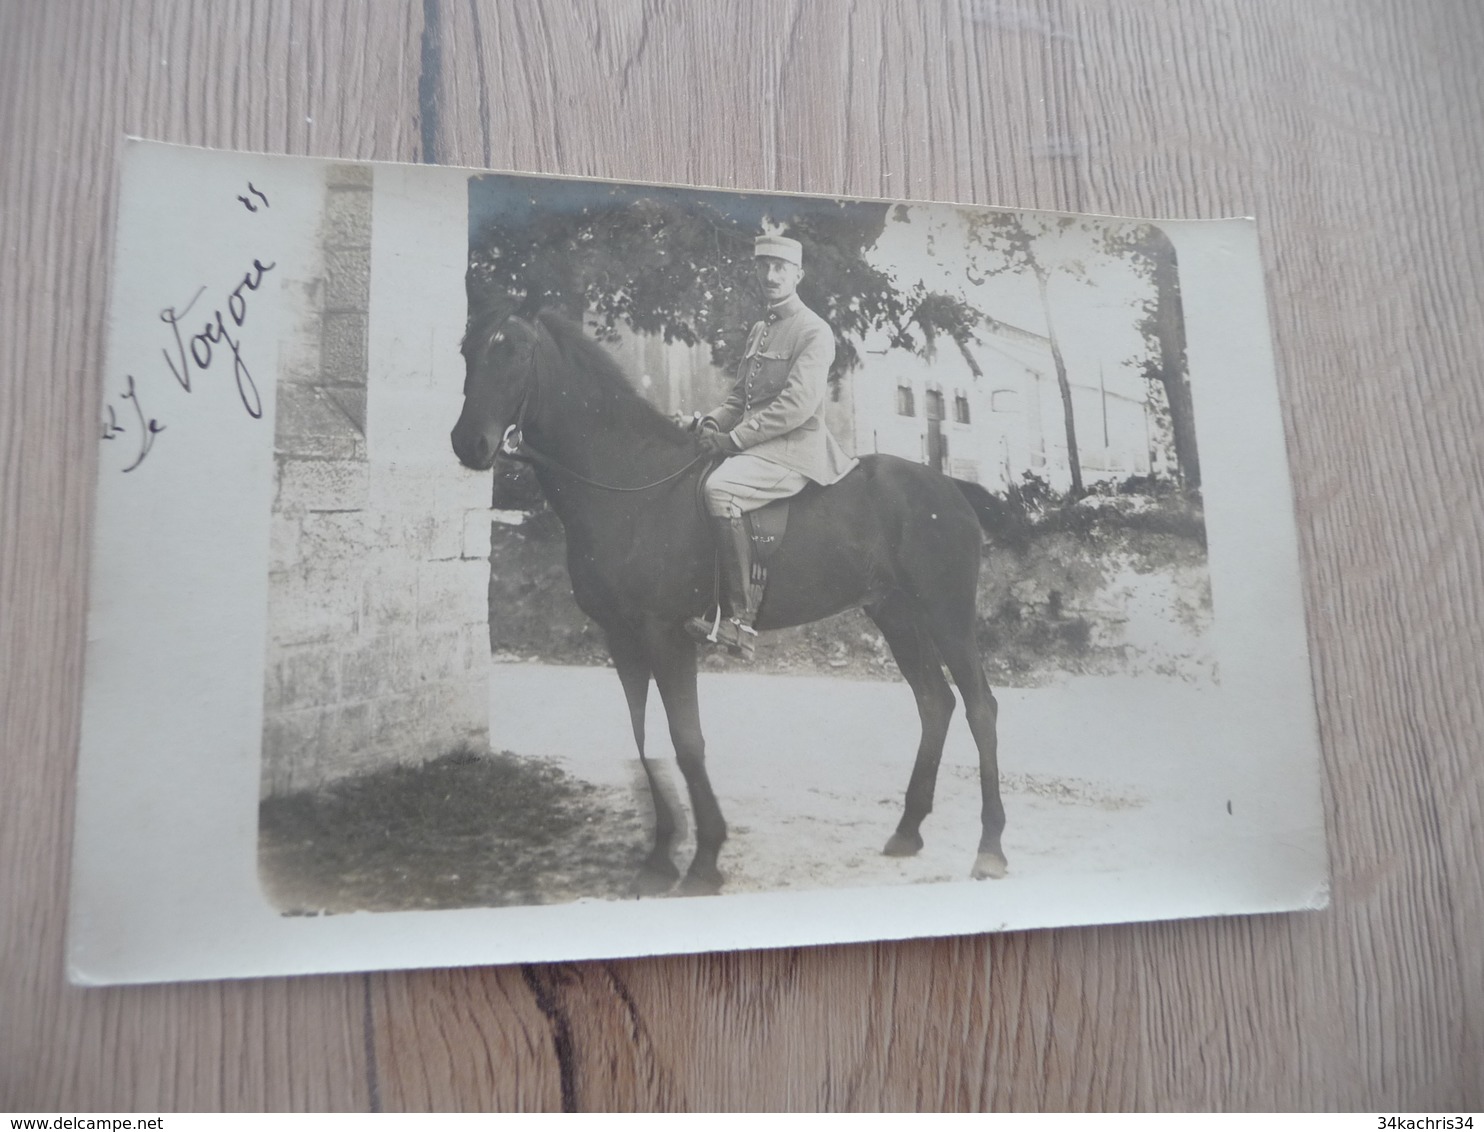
[261,164,490,796]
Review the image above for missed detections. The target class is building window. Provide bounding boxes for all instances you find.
[896,383,915,416]
[924,387,945,421]
[954,391,971,424]
[991,389,1019,413]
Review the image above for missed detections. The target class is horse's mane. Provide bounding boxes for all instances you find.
[531,310,684,437]
[534,311,640,398]
[463,295,689,443]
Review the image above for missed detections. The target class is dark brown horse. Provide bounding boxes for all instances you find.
[451,307,1008,895]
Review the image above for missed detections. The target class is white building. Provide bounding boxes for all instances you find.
[847,318,1158,492]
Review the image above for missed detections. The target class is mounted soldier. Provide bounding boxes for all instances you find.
[684,234,859,658]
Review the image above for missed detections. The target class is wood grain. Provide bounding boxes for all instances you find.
[3,0,1481,1111]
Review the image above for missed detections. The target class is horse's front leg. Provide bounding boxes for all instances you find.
[644,619,727,895]
[603,623,682,895]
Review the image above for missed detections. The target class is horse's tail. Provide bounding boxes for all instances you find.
[951,478,1030,550]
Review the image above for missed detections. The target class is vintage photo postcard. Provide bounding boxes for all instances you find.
[69,139,1328,984]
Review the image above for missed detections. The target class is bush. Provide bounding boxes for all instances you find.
[479,467,1212,685]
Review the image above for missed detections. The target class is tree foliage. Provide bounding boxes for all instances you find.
[467,176,976,389]
[468,177,1196,495]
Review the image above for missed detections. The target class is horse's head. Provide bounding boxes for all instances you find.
[451,309,541,471]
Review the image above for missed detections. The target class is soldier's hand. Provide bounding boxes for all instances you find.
[698,430,741,457]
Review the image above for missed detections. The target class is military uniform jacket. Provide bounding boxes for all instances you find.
[706,294,858,485]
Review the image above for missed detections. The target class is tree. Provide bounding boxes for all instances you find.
[1106,224,1201,488]
[466,177,977,393]
[964,212,1091,496]
[906,289,985,378]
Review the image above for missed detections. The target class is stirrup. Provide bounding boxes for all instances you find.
[684,608,758,657]
[712,616,758,658]
[684,606,726,646]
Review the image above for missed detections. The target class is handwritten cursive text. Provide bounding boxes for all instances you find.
[100,374,166,473]
[158,258,276,420]
[102,184,278,473]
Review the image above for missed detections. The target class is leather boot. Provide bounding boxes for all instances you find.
[686,515,761,659]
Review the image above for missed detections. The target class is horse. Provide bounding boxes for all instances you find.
[450,306,1008,896]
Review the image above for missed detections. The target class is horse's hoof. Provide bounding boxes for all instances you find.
[630,857,680,897]
[631,871,677,897]
[677,870,723,897]
[970,851,1008,880]
[883,831,924,857]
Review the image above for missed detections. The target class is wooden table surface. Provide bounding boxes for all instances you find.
[3,0,1481,1112]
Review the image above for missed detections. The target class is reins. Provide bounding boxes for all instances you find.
[501,424,706,492]
[495,322,707,493]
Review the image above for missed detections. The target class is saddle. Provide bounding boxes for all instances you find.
[696,462,816,613]
[744,497,792,583]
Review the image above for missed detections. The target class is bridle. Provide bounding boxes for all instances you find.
[491,319,707,494]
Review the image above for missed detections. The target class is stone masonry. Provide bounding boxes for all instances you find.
[261,164,490,796]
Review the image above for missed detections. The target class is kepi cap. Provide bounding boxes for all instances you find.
[754,234,803,266]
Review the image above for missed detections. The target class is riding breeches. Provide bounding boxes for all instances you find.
[703,453,809,517]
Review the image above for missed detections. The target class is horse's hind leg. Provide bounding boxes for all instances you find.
[643,620,728,896]
[865,593,956,858]
[922,606,1007,880]
[605,623,682,895]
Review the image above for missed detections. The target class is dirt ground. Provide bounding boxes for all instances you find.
[257,665,1290,917]
[475,664,1325,921]
[257,743,1147,915]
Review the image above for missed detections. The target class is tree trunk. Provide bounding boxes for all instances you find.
[1142,229,1200,488]
[1039,272,1084,496]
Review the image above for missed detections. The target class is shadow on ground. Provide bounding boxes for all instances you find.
[258,747,647,914]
